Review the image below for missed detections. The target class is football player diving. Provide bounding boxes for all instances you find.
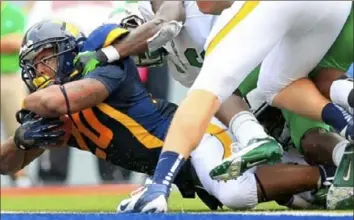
[0,20,348,213]
[71,1,353,211]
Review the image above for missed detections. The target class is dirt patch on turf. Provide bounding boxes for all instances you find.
[0,184,141,197]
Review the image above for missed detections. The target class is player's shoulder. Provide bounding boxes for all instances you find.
[82,23,129,52]
[89,64,124,76]
[85,58,136,79]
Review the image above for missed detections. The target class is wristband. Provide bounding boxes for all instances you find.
[101,45,120,63]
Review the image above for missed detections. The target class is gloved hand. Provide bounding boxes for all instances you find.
[14,114,66,151]
[74,50,108,75]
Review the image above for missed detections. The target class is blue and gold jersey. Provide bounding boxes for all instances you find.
[67,58,176,175]
[65,23,231,205]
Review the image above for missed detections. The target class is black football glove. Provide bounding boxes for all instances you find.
[16,109,38,125]
[14,115,66,151]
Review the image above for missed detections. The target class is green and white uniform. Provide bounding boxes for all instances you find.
[138,1,216,88]
[139,1,353,154]
[239,7,353,153]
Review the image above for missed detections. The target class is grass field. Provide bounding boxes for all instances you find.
[0,184,352,215]
[0,184,285,212]
[1,184,353,220]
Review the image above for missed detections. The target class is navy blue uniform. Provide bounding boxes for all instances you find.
[68,58,174,173]
[65,24,222,210]
[66,58,202,200]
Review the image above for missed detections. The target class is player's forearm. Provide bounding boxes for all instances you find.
[163,90,221,158]
[0,136,45,175]
[112,20,165,57]
[0,137,29,175]
[196,1,233,15]
[112,1,185,58]
[23,87,65,118]
[23,79,109,117]
[0,33,23,54]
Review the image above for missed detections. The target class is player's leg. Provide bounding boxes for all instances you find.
[268,7,354,207]
[312,9,353,113]
[301,129,347,166]
[313,68,353,114]
[214,67,283,181]
[209,1,350,181]
[281,109,334,158]
[300,128,354,209]
[301,130,354,209]
[256,163,329,210]
[269,8,353,141]
[191,120,330,210]
[283,109,353,209]
[164,1,297,162]
[122,2,350,213]
[273,79,353,141]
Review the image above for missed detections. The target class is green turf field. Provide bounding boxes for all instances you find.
[1,191,286,212]
[2,190,353,214]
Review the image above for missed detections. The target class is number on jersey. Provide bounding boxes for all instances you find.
[174,48,205,73]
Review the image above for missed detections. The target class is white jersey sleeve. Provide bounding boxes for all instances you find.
[138,1,218,88]
[138,1,155,21]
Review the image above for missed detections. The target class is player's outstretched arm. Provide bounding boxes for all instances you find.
[23,78,109,118]
[0,136,44,175]
[111,0,186,58]
[74,1,185,74]
[196,0,233,15]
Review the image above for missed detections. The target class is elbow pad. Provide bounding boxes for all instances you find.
[147,20,183,52]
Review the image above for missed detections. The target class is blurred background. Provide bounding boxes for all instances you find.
[0,0,189,188]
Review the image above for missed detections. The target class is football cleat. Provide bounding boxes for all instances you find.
[327,143,354,209]
[117,183,169,213]
[210,137,283,181]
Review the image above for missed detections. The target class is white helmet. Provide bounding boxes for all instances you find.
[106,5,167,67]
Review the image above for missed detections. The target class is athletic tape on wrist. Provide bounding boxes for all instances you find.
[101,45,120,63]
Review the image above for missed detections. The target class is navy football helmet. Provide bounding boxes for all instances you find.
[19,20,86,92]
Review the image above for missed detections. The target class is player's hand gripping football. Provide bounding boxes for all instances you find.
[14,109,71,150]
[74,50,108,75]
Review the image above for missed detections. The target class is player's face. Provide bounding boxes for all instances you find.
[33,48,58,78]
